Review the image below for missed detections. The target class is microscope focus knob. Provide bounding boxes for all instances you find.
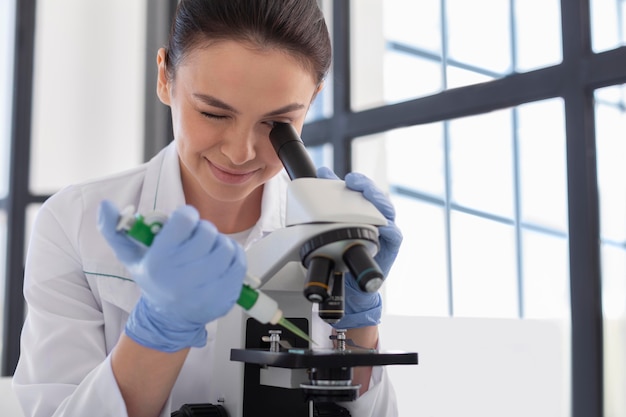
[342,244,384,292]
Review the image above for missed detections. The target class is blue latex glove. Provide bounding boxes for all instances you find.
[97,200,247,352]
[317,167,403,329]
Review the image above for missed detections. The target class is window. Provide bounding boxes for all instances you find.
[595,84,626,417]
[0,0,16,368]
[29,0,146,194]
[591,0,626,52]
[1,0,148,375]
[299,1,622,415]
[352,99,569,320]
[350,0,562,111]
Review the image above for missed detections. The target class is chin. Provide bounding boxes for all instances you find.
[207,184,259,204]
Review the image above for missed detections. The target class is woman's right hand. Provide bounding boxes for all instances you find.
[98,200,247,352]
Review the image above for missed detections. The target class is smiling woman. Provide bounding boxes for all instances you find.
[156,41,319,232]
[11,1,404,417]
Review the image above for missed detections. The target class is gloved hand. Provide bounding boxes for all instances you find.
[98,200,247,352]
[317,167,403,329]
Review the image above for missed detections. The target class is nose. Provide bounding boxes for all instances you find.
[220,125,257,165]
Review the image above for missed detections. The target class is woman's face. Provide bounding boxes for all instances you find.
[157,40,319,205]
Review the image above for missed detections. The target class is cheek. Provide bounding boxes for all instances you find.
[263,145,284,171]
[255,137,283,171]
[174,110,215,150]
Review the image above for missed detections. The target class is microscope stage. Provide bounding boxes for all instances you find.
[230,347,418,369]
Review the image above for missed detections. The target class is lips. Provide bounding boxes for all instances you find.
[208,160,257,185]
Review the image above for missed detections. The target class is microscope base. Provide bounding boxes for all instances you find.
[229,319,418,417]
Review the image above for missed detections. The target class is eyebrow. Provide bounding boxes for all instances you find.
[193,93,306,117]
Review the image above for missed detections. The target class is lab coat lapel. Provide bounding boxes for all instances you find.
[88,142,185,315]
[137,141,186,215]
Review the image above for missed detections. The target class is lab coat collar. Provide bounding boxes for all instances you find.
[244,170,289,247]
[137,141,186,216]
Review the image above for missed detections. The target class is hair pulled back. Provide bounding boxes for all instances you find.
[165,0,332,86]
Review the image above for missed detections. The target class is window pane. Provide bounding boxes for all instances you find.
[383,51,443,106]
[352,130,450,317]
[602,244,626,417]
[384,0,441,53]
[352,0,445,110]
[446,65,495,91]
[591,0,626,52]
[353,100,569,319]
[522,230,570,319]
[451,211,519,318]
[388,196,449,317]
[351,0,563,111]
[595,84,626,417]
[381,0,443,104]
[0,0,15,199]
[518,99,568,231]
[30,0,146,195]
[0,0,15,371]
[382,123,446,198]
[449,109,514,218]
[446,0,511,75]
[305,0,333,122]
[0,211,6,361]
[595,87,626,243]
[514,0,562,71]
[307,143,333,170]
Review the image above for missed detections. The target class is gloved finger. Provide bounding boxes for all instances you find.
[209,235,247,279]
[169,219,220,266]
[97,200,144,264]
[151,205,200,253]
[345,172,396,221]
[378,223,403,251]
[316,166,340,180]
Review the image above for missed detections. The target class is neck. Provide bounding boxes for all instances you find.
[184,184,264,235]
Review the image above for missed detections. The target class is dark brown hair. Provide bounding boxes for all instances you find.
[165,0,332,86]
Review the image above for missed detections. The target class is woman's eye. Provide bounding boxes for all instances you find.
[201,112,228,120]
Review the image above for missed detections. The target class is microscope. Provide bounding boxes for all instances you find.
[173,123,418,417]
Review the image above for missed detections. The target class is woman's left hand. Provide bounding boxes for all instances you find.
[316,167,403,329]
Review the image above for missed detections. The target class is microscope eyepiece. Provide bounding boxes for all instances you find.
[269,122,317,180]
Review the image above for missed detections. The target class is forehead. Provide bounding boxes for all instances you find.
[179,39,317,82]
[174,40,319,107]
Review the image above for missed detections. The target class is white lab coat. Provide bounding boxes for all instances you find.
[12,142,398,417]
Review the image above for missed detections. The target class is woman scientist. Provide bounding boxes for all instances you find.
[12,1,403,416]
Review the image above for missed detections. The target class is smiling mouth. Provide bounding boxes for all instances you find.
[208,161,257,184]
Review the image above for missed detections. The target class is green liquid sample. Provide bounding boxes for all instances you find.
[278,316,317,346]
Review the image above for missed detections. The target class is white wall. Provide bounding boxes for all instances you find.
[0,377,23,416]
[380,316,570,417]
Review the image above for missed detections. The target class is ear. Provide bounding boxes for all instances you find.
[308,81,325,109]
[312,81,325,101]
[156,48,172,106]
